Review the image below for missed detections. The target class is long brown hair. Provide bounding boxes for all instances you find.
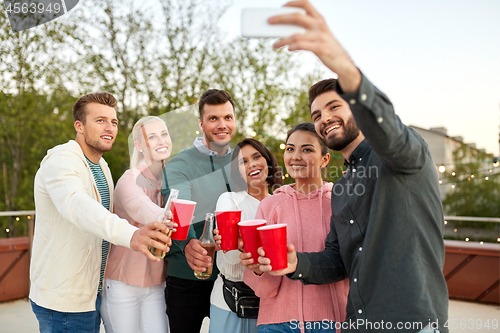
[230,138,283,192]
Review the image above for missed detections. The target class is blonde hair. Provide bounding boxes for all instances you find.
[129,116,168,169]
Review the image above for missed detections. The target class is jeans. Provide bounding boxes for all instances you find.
[165,276,214,333]
[258,321,337,333]
[209,303,258,333]
[30,295,101,333]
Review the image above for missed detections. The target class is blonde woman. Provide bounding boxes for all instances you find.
[100,116,173,333]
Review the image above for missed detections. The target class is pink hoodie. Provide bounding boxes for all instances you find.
[244,183,348,328]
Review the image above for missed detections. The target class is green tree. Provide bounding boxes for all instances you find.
[70,0,234,181]
[0,0,340,238]
[209,38,296,140]
[71,0,308,182]
[0,6,76,237]
[442,143,500,230]
[0,91,75,237]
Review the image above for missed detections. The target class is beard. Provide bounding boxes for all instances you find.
[323,117,361,151]
[84,135,113,155]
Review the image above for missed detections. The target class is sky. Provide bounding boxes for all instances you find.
[220,0,500,156]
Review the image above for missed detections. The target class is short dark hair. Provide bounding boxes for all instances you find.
[308,79,338,110]
[73,92,117,124]
[286,123,329,156]
[198,89,234,118]
[230,138,283,192]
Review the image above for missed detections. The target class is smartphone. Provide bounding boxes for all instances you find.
[241,8,306,38]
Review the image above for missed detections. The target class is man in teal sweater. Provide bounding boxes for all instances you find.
[162,89,236,333]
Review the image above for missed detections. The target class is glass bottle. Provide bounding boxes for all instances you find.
[194,213,216,280]
[148,188,179,259]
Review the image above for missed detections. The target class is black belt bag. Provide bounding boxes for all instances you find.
[222,274,259,319]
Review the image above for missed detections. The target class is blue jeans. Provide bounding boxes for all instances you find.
[30,294,102,333]
[258,321,337,333]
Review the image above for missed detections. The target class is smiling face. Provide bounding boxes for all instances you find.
[75,102,118,161]
[136,120,172,165]
[310,91,361,153]
[284,130,329,181]
[199,101,236,153]
[238,144,269,190]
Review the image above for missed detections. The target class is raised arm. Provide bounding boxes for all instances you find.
[272,0,428,172]
[336,76,428,172]
[271,0,361,93]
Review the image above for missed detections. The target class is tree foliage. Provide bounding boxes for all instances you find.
[0,7,76,237]
[442,143,500,229]
[68,0,307,182]
[0,0,342,237]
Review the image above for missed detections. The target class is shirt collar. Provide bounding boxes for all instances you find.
[193,137,232,156]
[344,139,370,168]
[84,154,100,166]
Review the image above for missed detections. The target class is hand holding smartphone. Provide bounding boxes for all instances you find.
[241,7,306,38]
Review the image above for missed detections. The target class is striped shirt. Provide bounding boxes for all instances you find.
[85,155,111,293]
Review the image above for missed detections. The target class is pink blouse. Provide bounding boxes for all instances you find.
[104,165,166,287]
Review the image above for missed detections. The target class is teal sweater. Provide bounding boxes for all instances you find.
[162,145,233,280]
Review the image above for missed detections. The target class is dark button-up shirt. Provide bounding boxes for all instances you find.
[290,74,449,333]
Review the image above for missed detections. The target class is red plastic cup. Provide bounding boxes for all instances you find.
[215,211,242,251]
[257,224,287,271]
[170,199,197,240]
[238,219,267,261]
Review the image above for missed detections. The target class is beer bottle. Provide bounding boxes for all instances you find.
[148,188,179,259]
[194,213,216,279]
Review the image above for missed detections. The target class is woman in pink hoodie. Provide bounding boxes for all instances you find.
[242,123,349,333]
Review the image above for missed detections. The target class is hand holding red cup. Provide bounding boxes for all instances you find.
[257,224,288,271]
[170,199,197,240]
[238,219,267,260]
[215,210,242,251]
